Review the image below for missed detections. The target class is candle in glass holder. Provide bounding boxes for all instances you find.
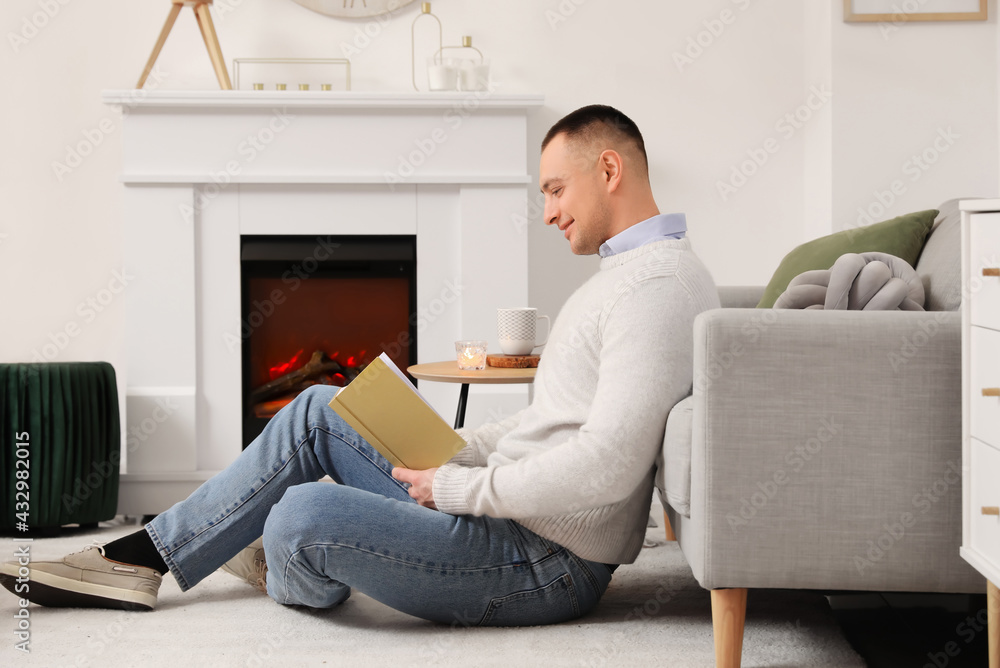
[455,340,487,370]
[427,57,459,91]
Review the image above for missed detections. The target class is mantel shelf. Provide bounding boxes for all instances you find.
[102,89,544,110]
[120,173,534,185]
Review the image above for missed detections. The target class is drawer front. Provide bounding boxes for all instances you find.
[970,326,1000,448]
[970,437,1000,563]
[969,213,1000,330]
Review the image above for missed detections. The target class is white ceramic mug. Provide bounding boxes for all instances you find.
[497,308,550,355]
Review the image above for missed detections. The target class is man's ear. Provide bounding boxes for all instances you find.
[599,149,624,193]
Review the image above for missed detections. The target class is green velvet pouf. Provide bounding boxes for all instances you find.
[0,362,120,531]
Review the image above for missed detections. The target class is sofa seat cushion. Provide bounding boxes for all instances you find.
[655,395,694,518]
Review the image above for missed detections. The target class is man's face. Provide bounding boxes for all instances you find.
[539,133,612,255]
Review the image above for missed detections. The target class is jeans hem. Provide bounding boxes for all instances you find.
[149,428,323,592]
[145,522,190,592]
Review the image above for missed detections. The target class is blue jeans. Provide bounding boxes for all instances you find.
[145,385,613,626]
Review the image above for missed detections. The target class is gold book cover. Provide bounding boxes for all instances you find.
[328,353,466,470]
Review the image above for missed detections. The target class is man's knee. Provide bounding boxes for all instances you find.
[263,482,347,550]
[265,483,376,554]
[293,384,344,423]
[264,485,309,551]
[296,384,337,407]
[265,483,323,538]
[261,483,353,608]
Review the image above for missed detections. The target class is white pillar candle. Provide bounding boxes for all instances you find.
[427,59,459,91]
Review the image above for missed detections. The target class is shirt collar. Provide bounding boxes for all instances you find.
[598,213,688,258]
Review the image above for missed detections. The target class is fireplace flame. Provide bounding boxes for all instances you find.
[253,349,373,419]
[267,348,367,382]
[268,348,306,380]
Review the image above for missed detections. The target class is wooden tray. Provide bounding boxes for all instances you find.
[487,354,540,368]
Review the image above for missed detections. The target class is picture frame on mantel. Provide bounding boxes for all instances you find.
[844,0,987,22]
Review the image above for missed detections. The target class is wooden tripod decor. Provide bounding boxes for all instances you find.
[137,0,232,89]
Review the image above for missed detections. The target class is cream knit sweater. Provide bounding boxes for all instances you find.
[432,237,719,565]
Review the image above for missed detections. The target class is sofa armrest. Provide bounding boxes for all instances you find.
[717,285,765,309]
[683,308,982,593]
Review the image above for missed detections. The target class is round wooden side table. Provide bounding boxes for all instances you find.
[407,361,536,429]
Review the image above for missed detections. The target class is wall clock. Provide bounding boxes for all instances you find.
[290,0,417,19]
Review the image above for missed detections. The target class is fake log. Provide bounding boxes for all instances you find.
[249,350,359,406]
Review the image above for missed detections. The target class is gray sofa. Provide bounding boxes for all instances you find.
[654,199,985,667]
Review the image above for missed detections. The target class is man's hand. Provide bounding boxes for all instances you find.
[391,467,439,509]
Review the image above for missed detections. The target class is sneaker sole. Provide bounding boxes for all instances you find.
[0,563,156,611]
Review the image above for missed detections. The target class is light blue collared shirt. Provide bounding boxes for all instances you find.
[598,213,688,258]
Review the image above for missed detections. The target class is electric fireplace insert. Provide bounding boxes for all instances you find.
[240,235,417,447]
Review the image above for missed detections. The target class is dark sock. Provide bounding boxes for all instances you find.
[101,528,169,575]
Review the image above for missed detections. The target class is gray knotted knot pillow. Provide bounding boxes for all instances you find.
[774,252,925,311]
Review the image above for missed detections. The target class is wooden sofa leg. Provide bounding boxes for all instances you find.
[711,588,747,668]
[663,510,676,541]
[989,580,999,668]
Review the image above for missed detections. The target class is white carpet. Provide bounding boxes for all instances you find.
[0,516,864,668]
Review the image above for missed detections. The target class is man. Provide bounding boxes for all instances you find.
[1,105,719,626]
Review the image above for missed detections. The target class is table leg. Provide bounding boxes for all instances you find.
[455,383,469,429]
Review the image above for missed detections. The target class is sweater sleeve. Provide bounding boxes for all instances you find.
[433,278,699,518]
[444,408,527,467]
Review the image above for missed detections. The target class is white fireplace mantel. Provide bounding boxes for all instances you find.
[104,90,544,109]
[105,90,543,514]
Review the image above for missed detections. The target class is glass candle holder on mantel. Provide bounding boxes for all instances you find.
[411,2,443,91]
[459,57,490,92]
[427,56,459,91]
[454,36,489,92]
[429,36,489,92]
[455,340,487,370]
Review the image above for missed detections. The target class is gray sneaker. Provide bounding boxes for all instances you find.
[220,538,267,593]
[0,543,161,611]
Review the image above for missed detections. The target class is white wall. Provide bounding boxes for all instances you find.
[829,2,998,229]
[1,0,997,375]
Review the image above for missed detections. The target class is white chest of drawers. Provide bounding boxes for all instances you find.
[960,199,1000,668]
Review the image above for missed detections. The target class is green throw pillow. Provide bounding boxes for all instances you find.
[756,209,938,308]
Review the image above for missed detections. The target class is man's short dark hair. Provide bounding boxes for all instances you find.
[541,105,647,170]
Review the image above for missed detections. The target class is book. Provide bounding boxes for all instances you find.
[327,353,466,470]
